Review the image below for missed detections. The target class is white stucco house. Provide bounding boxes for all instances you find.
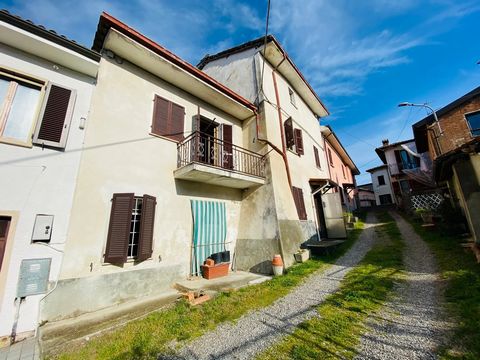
[0,10,99,344]
[366,164,396,205]
[198,35,358,244]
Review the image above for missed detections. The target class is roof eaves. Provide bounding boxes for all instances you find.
[0,9,100,62]
[92,12,256,113]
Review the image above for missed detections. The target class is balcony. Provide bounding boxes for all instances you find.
[389,162,419,175]
[174,131,265,189]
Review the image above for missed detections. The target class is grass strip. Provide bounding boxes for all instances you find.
[54,219,365,359]
[405,215,480,360]
[257,211,404,360]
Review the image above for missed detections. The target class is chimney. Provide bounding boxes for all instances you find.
[382,139,389,146]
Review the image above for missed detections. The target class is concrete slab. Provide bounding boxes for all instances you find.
[175,271,271,293]
[40,289,180,357]
[0,338,39,360]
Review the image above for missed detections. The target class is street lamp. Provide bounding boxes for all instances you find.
[398,102,443,154]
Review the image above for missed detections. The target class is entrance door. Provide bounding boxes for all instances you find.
[0,216,11,271]
[314,193,327,239]
[321,192,347,239]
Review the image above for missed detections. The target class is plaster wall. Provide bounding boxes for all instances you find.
[45,57,251,321]
[370,167,395,205]
[324,139,356,210]
[0,44,96,337]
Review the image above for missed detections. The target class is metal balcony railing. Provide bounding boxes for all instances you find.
[177,131,265,178]
[389,162,420,174]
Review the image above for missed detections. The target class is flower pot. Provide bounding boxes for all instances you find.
[201,262,229,280]
[272,254,283,276]
[221,250,231,263]
[294,250,310,263]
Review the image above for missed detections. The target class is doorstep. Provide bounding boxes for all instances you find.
[175,271,271,293]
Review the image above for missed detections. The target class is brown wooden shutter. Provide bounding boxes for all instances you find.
[222,124,233,169]
[152,95,184,142]
[292,187,307,220]
[105,193,134,264]
[314,146,321,168]
[170,102,185,142]
[284,118,294,149]
[294,128,304,155]
[152,95,169,137]
[137,195,156,262]
[33,84,76,148]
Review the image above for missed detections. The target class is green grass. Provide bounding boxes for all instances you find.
[257,211,405,360]
[53,219,365,360]
[405,215,480,360]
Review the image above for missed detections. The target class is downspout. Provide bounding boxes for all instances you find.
[270,59,292,189]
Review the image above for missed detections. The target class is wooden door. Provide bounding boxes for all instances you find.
[0,216,11,271]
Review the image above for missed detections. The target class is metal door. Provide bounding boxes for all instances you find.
[321,193,347,239]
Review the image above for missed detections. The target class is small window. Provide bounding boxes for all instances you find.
[379,194,392,205]
[105,193,156,264]
[313,146,321,168]
[288,87,296,107]
[378,175,386,186]
[342,164,346,179]
[284,117,294,150]
[465,111,480,137]
[328,148,334,166]
[0,70,76,149]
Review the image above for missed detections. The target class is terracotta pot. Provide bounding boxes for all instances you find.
[201,262,229,280]
[272,254,283,276]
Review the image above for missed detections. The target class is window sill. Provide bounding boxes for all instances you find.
[0,138,33,148]
[287,148,300,157]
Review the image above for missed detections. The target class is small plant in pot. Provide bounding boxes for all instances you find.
[416,208,434,224]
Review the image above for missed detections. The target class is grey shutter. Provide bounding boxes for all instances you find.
[104,193,134,264]
[137,195,156,262]
[33,83,76,149]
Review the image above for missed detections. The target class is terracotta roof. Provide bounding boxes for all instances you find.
[92,12,256,112]
[0,9,100,61]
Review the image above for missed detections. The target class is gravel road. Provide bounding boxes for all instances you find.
[355,211,452,360]
[169,213,378,360]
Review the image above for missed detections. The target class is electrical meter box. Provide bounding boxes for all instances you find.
[17,258,51,297]
[32,214,54,242]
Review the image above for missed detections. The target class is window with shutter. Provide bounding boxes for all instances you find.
[284,117,294,150]
[151,95,185,142]
[33,83,76,149]
[105,193,157,264]
[105,193,134,264]
[292,186,307,220]
[294,128,304,155]
[328,148,333,166]
[137,195,156,261]
[313,146,321,168]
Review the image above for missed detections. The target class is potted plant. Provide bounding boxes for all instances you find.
[416,208,434,224]
[294,249,310,263]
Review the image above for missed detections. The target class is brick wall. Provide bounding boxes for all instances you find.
[428,95,480,160]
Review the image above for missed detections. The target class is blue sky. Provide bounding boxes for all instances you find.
[2,0,479,184]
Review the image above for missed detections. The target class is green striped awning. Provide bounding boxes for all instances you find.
[191,200,227,276]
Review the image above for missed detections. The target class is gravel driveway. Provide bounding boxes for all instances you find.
[355,211,452,360]
[169,213,378,360]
